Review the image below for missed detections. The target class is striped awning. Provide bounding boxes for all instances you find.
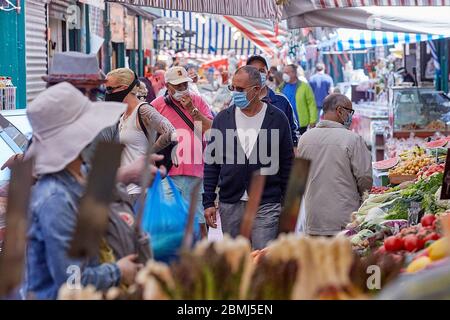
[310,0,450,9]
[159,10,265,57]
[215,16,287,56]
[335,28,445,51]
[106,0,282,19]
[282,0,450,30]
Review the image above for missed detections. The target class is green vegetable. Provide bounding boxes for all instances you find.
[385,198,409,220]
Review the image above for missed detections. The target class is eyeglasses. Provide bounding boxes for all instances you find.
[227,84,258,92]
[339,106,355,116]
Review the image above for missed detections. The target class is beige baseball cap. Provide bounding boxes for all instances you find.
[165,66,193,85]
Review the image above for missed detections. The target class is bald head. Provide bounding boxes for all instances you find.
[323,94,352,113]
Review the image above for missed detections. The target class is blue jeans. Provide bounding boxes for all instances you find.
[163,175,205,224]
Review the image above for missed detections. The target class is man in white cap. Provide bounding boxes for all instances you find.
[23,82,143,299]
[152,66,213,238]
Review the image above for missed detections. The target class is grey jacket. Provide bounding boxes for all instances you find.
[297,120,372,236]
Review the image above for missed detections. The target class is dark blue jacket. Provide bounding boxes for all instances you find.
[203,104,294,209]
[266,88,299,146]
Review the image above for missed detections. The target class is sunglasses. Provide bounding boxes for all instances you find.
[227,84,258,93]
[339,106,355,116]
[105,85,122,93]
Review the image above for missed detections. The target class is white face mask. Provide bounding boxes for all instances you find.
[172,89,189,101]
[282,73,291,83]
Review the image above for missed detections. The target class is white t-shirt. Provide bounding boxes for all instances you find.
[119,104,148,195]
[235,103,268,201]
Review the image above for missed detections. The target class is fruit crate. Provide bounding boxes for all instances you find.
[388,174,417,185]
[0,87,16,110]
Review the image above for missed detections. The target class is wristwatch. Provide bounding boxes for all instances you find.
[190,107,199,117]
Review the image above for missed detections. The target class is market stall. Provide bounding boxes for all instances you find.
[344,144,450,285]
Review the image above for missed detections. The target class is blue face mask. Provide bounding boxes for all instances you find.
[232,91,250,109]
[260,72,267,84]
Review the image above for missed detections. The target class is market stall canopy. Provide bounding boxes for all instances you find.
[332,28,446,51]
[216,15,288,56]
[159,10,278,57]
[105,0,282,19]
[283,4,450,35]
[122,3,160,20]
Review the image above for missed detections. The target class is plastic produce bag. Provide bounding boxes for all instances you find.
[141,171,199,263]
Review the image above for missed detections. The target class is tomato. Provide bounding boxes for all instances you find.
[404,235,420,252]
[421,214,437,227]
[424,232,440,242]
[416,235,426,250]
[384,236,404,252]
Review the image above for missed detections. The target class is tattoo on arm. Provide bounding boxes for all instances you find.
[139,104,176,152]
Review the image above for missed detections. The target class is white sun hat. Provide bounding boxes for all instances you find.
[25,82,126,175]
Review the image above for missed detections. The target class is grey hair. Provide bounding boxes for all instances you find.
[235,65,262,86]
[323,94,352,113]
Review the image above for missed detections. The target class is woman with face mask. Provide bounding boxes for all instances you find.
[105,68,176,202]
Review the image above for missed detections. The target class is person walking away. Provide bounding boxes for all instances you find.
[309,62,334,119]
[247,55,300,149]
[297,94,372,236]
[203,66,294,249]
[105,68,176,203]
[23,83,143,299]
[277,64,318,135]
[152,66,213,238]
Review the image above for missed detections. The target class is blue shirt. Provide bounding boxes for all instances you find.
[282,83,298,110]
[266,88,299,145]
[309,73,334,108]
[24,169,121,299]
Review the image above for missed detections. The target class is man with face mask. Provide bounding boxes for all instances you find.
[203,66,294,249]
[247,55,299,150]
[297,94,372,236]
[152,66,213,238]
[277,64,318,136]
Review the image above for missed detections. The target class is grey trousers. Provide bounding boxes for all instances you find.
[218,201,281,250]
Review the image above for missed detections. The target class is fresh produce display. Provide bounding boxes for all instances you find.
[55,144,450,301]
[373,158,398,171]
[388,155,433,176]
[58,235,404,300]
[370,186,390,194]
[417,163,445,180]
[425,120,446,131]
[425,138,448,149]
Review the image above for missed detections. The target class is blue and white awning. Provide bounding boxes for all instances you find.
[160,10,262,56]
[335,29,446,51]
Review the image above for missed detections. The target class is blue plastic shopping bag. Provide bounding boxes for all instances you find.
[141,171,199,263]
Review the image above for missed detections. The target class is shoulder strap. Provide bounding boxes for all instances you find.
[164,95,195,132]
[136,102,149,139]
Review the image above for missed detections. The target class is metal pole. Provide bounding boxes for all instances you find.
[85,4,91,54]
[137,16,143,77]
[440,38,449,93]
[103,3,111,73]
